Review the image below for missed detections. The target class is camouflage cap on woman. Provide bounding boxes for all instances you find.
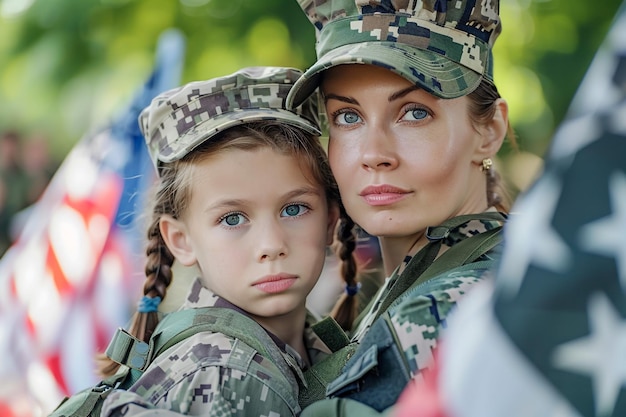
[287,0,502,108]
[140,66,321,168]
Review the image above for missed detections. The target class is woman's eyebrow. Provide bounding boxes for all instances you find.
[324,85,426,104]
[388,85,421,102]
[323,93,359,105]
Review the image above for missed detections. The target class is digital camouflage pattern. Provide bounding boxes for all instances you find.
[319,272,488,414]
[388,271,487,381]
[102,278,332,417]
[287,0,502,108]
[140,66,321,167]
[351,215,505,341]
[300,214,505,417]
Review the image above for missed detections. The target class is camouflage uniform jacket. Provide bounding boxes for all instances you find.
[102,278,332,417]
[350,212,506,345]
[300,213,506,417]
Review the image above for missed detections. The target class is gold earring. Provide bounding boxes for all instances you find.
[481,158,493,172]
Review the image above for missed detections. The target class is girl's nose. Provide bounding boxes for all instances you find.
[256,220,288,262]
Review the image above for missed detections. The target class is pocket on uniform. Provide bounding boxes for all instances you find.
[325,316,411,411]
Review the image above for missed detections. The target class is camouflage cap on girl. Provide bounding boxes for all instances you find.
[140,66,321,168]
[287,0,502,108]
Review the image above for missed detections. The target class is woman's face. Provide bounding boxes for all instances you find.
[322,64,490,240]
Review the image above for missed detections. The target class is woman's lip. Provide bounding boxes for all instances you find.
[359,185,411,206]
[252,274,298,294]
[359,184,410,196]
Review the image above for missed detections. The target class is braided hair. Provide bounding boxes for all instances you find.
[98,121,342,376]
[468,78,517,212]
[329,205,359,330]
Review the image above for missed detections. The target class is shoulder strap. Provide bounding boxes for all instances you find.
[387,259,496,316]
[152,307,278,359]
[309,316,351,352]
[47,367,130,417]
[107,307,289,388]
[53,307,295,417]
[414,225,502,285]
[384,228,503,316]
[375,213,505,321]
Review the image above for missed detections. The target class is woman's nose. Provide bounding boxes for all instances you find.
[360,128,399,170]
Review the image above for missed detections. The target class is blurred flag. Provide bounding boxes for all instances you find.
[0,30,185,417]
[395,2,626,417]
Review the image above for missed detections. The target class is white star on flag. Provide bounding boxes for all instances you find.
[579,171,626,292]
[552,292,626,416]
[499,172,572,296]
[550,114,602,160]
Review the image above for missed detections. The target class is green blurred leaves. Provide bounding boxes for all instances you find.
[0,0,622,164]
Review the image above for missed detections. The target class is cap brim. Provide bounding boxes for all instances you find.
[287,42,482,109]
[157,108,321,164]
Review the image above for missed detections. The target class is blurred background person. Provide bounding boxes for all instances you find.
[8,133,60,241]
[22,133,58,206]
[0,130,30,255]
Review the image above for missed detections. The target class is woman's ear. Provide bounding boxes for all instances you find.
[326,203,340,245]
[159,215,197,267]
[474,98,509,162]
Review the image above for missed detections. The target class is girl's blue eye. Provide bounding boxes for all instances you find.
[221,213,246,226]
[281,204,309,217]
[402,107,429,121]
[334,110,361,125]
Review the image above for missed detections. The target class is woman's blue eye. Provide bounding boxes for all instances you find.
[221,213,245,226]
[402,107,429,121]
[335,111,361,125]
[281,204,309,217]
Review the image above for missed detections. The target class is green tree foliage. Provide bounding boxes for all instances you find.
[494,0,623,157]
[0,0,623,169]
[0,0,318,158]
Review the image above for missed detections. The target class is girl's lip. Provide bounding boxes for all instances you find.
[252,274,298,294]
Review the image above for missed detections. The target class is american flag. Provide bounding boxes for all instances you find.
[396,2,626,417]
[0,30,185,417]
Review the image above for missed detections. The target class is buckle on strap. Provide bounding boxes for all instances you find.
[105,328,150,370]
[426,226,450,242]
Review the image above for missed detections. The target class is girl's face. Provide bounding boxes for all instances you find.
[166,146,337,330]
[322,64,493,242]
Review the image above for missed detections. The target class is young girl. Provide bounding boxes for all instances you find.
[285,0,516,414]
[99,66,341,416]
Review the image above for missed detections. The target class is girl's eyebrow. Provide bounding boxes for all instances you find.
[206,199,247,213]
[206,187,321,213]
[282,186,321,200]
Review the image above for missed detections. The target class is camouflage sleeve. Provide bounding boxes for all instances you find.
[301,398,394,417]
[300,273,489,417]
[101,332,299,417]
[389,273,487,380]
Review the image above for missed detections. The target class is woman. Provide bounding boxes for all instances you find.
[286,0,515,414]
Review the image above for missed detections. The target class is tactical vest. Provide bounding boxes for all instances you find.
[48,307,300,416]
[299,212,506,410]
